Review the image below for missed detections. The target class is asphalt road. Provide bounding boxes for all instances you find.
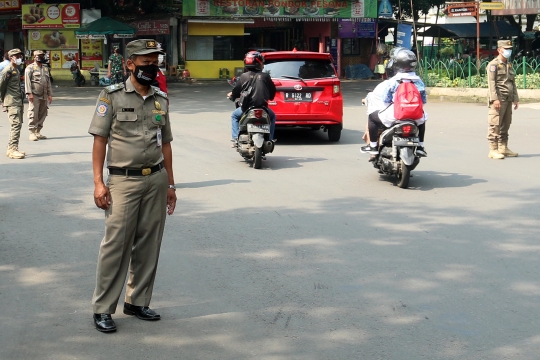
[1,81,539,360]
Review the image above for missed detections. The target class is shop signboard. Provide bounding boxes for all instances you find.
[0,0,22,12]
[81,38,103,70]
[396,23,412,49]
[378,0,392,18]
[183,0,378,18]
[338,18,375,38]
[28,29,78,50]
[113,34,135,38]
[22,4,80,29]
[129,20,170,35]
[76,34,106,39]
[50,50,79,69]
[445,3,476,17]
[491,0,527,15]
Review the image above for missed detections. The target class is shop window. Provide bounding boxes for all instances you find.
[342,38,361,55]
[186,36,244,61]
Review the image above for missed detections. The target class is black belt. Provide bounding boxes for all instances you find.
[108,162,164,176]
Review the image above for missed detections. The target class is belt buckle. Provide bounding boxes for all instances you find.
[142,168,151,176]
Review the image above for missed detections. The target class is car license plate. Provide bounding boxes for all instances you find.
[247,124,270,133]
[284,92,312,102]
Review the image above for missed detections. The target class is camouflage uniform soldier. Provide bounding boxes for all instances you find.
[0,48,26,159]
[89,39,176,333]
[25,50,53,141]
[487,40,519,159]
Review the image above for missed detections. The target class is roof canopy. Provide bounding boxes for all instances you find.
[418,21,519,38]
[75,17,136,36]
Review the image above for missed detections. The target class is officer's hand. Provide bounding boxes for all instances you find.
[167,189,177,215]
[28,94,34,102]
[94,182,111,210]
[493,100,501,111]
[514,101,519,110]
[48,95,52,104]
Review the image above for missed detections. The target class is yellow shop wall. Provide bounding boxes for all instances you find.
[186,61,243,79]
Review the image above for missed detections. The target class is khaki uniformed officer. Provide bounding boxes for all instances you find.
[487,40,519,159]
[0,48,26,159]
[89,39,177,333]
[25,50,53,141]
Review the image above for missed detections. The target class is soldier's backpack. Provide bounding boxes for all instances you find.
[393,80,423,120]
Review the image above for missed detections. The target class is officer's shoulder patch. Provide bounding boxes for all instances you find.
[104,83,123,93]
[490,65,496,72]
[152,86,168,99]
[96,103,109,117]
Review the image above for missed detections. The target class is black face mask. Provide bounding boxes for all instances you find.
[37,57,48,63]
[134,65,159,86]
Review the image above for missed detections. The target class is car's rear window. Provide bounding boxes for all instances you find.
[263,59,336,79]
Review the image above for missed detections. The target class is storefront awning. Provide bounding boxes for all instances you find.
[75,17,137,38]
[418,21,520,38]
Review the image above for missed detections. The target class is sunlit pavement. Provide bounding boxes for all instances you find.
[1,82,539,359]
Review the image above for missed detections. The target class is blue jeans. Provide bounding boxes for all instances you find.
[231,107,276,140]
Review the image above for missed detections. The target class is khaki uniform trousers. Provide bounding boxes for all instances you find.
[92,169,168,314]
[487,100,512,144]
[28,96,48,130]
[6,106,23,148]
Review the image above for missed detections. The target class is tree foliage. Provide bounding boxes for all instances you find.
[392,0,446,21]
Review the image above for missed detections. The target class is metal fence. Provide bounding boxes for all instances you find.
[418,57,540,89]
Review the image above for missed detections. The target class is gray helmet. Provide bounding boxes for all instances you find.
[384,47,405,77]
[391,48,417,73]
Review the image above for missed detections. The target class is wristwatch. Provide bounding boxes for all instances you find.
[168,184,176,191]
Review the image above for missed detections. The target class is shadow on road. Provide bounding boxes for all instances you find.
[401,171,488,191]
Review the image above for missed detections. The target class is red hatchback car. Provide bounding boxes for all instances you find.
[261,50,343,141]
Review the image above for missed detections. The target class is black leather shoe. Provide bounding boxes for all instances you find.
[123,303,161,321]
[93,313,117,333]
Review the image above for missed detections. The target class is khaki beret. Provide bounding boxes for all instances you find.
[498,40,512,49]
[8,48,23,57]
[126,39,165,58]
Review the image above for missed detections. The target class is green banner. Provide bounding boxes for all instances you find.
[183,0,377,18]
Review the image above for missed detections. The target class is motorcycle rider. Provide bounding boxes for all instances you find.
[228,51,276,146]
[361,48,428,157]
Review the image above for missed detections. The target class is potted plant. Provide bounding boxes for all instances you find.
[178,56,185,70]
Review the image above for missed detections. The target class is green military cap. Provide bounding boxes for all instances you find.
[126,39,165,57]
[497,40,512,49]
[33,50,45,56]
[8,48,23,57]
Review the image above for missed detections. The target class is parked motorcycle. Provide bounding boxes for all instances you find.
[70,62,85,87]
[368,121,421,189]
[228,77,274,169]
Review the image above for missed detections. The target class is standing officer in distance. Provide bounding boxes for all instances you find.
[89,39,177,333]
[487,40,519,160]
[25,50,53,141]
[0,48,26,159]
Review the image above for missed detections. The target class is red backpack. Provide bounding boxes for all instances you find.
[393,80,423,120]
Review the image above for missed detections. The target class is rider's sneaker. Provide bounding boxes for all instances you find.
[416,146,427,157]
[360,145,379,154]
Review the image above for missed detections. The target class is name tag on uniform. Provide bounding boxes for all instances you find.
[121,108,134,112]
[157,128,162,147]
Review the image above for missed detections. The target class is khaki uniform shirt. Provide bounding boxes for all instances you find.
[25,62,53,99]
[0,64,22,107]
[88,78,172,169]
[487,57,519,103]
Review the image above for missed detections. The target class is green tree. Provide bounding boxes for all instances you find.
[393,0,446,21]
